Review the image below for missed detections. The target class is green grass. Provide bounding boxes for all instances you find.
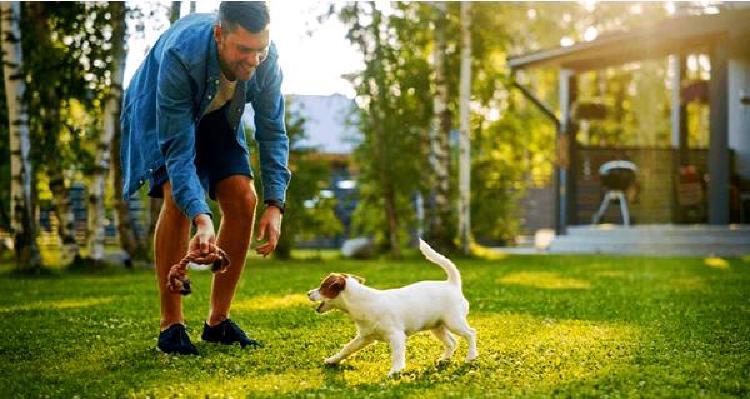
[1,253,749,398]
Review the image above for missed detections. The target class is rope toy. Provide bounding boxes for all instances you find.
[167,244,230,295]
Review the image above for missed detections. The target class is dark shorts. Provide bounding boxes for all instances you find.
[148,104,253,200]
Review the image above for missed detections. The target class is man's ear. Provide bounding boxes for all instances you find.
[214,23,222,44]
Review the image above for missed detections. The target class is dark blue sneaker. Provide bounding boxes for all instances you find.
[202,319,262,349]
[158,324,198,355]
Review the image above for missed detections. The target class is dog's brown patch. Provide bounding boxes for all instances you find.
[319,273,347,299]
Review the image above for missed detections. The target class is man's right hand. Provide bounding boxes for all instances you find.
[190,214,216,255]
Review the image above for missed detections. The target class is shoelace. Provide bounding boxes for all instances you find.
[167,244,230,295]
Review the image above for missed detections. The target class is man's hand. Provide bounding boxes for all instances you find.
[190,214,216,255]
[255,206,282,257]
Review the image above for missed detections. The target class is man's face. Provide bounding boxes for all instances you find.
[215,23,270,81]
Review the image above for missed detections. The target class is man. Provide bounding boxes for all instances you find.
[120,2,290,355]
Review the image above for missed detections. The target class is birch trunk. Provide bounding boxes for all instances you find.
[88,2,128,264]
[458,2,472,254]
[427,2,455,252]
[1,1,42,270]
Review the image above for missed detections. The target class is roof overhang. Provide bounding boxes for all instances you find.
[508,9,750,72]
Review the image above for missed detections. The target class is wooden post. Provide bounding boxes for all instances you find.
[557,69,576,234]
[708,43,729,225]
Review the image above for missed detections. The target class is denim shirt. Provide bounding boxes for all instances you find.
[120,13,291,221]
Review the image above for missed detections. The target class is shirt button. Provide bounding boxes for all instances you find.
[215,79,220,85]
[208,95,212,100]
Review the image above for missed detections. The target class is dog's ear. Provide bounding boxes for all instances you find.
[320,274,347,299]
[348,274,366,284]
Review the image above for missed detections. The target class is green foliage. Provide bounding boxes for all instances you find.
[336,3,433,255]
[21,3,122,177]
[0,254,748,397]
[332,2,686,245]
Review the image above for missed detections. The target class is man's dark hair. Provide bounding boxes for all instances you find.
[218,1,270,33]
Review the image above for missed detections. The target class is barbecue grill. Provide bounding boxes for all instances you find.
[591,160,637,226]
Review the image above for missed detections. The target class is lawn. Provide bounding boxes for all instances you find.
[1,252,748,398]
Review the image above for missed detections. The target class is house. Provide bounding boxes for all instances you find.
[508,7,750,255]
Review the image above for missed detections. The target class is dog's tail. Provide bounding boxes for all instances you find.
[419,239,461,287]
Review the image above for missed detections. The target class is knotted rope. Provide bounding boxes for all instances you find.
[167,244,230,295]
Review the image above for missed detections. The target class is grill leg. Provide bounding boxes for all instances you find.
[592,191,614,225]
[617,191,630,226]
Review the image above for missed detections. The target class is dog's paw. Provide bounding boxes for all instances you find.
[386,369,403,379]
[324,357,340,365]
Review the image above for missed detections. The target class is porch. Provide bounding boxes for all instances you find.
[507,7,750,256]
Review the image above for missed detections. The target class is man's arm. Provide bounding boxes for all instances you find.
[251,49,291,206]
[156,50,211,222]
[249,47,290,256]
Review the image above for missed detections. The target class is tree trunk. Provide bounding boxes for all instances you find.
[1,1,42,271]
[426,2,456,253]
[458,2,472,254]
[88,2,128,265]
[48,165,78,258]
[170,1,181,24]
[371,5,400,258]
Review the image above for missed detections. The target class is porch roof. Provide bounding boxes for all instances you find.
[508,8,750,72]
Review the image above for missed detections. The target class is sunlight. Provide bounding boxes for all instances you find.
[467,313,641,390]
[133,371,327,398]
[129,313,641,397]
[0,297,114,314]
[498,272,591,290]
[471,244,508,260]
[671,277,707,291]
[704,257,730,270]
[232,294,311,311]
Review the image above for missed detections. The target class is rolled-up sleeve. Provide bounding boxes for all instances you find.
[156,50,211,221]
[251,55,291,204]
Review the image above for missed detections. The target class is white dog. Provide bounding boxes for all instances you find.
[307,239,477,377]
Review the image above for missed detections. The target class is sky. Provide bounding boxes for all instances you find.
[124,1,362,98]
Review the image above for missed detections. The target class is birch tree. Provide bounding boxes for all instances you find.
[426,2,456,253]
[1,1,42,271]
[457,2,472,254]
[88,2,128,264]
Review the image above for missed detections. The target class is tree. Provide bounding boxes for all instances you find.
[88,2,129,265]
[457,1,472,253]
[425,2,456,253]
[1,1,42,271]
[336,2,432,257]
[20,3,122,265]
[272,98,342,259]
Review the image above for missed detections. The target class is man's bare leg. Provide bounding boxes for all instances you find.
[207,175,257,326]
[154,181,191,331]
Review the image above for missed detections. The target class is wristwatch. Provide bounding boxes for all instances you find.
[264,199,285,214]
